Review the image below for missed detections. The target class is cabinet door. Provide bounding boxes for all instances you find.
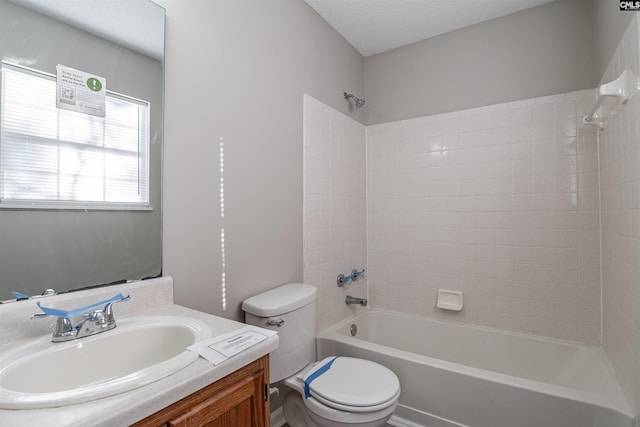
[168,369,265,427]
[132,355,269,427]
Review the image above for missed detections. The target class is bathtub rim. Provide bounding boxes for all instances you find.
[316,308,635,420]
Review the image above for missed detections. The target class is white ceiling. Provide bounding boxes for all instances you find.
[304,0,555,57]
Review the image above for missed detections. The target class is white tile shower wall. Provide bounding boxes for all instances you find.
[303,95,367,332]
[599,12,640,420]
[367,89,601,344]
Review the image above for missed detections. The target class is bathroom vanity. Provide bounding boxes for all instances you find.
[133,355,269,426]
[0,277,278,426]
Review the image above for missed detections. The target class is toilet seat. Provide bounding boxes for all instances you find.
[310,387,400,413]
[302,357,400,412]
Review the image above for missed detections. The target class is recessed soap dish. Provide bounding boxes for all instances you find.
[436,289,463,311]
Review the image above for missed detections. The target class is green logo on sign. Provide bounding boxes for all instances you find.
[86,78,102,92]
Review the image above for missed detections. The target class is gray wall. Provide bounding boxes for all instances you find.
[593,0,634,81]
[0,0,163,299]
[364,0,596,125]
[156,0,364,320]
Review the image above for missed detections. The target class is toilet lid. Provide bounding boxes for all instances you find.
[303,357,400,409]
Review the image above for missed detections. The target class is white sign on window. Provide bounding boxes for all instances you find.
[56,65,106,117]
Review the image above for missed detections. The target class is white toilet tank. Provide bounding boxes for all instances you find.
[242,283,317,383]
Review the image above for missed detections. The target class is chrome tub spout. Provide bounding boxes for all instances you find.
[345,295,367,307]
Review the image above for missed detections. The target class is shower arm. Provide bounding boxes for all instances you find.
[344,92,365,109]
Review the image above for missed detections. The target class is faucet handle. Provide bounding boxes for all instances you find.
[53,317,74,336]
[32,313,74,338]
[337,273,352,287]
[350,269,366,282]
[103,295,130,324]
[338,269,366,287]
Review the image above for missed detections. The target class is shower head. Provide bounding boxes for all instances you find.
[344,92,365,109]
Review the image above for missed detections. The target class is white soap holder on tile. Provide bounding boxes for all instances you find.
[436,289,463,311]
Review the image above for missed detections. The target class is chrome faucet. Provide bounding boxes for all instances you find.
[345,295,367,307]
[33,293,130,342]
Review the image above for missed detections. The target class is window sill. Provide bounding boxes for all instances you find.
[0,202,153,212]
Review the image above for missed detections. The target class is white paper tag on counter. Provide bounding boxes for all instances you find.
[188,325,277,365]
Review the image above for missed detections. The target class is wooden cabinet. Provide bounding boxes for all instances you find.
[133,355,270,427]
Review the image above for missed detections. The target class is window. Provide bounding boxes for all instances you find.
[0,63,150,210]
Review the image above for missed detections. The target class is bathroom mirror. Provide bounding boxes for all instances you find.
[0,0,164,301]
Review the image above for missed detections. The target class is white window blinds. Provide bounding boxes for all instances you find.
[0,63,150,210]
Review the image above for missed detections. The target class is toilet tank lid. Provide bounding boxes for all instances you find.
[242,283,317,317]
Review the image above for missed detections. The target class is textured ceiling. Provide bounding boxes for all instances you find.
[304,0,555,57]
[9,0,164,60]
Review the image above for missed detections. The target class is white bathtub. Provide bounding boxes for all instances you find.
[316,310,634,427]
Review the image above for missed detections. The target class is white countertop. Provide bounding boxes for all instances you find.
[0,278,279,426]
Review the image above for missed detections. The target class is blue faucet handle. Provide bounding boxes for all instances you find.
[350,269,366,281]
[36,293,130,318]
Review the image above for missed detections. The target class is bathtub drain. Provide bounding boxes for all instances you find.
[350,324,357,336]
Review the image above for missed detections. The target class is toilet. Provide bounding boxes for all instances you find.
[242,283,400,427]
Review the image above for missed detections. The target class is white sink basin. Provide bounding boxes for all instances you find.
[0,316,211,409]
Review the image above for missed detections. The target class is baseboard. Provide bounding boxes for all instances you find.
[270,406,286,427]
